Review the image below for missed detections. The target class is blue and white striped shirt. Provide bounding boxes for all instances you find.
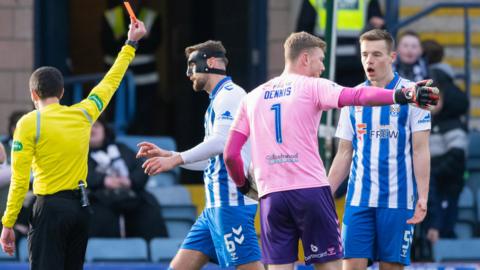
[203,76,257,208]
[335,74,431,209]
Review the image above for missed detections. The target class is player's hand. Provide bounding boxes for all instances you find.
[142,155,183,176]
[136,142,172,159]
[0,227,16,256]
[237,178,251,195]
[395,79,439,109]
[407,198,427,224]
[127,18,147,41]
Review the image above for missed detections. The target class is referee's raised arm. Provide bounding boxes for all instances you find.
[0,17,146,270]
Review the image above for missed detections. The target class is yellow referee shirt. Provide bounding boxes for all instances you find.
[1,45,136,228]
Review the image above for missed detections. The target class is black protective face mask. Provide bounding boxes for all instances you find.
[186,50,227,77]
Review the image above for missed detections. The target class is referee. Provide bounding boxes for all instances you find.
[0,18,146,270]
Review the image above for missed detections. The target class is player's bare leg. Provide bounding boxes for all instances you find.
[343,258,368,270]
[379,262,403,270]
[314,259,342,270]
[267,263,295,270]
[169,248,209,270]
[237,261,265,270]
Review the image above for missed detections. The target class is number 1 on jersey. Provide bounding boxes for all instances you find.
[271,103,282,143]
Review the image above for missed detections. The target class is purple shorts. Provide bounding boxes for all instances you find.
[260,186,343,265]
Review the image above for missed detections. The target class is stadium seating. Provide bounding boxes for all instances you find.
[18,238,28,262]
[149,186,198,221]
[85,238,148,262]
[165,218,194,238]
[146,173,177,189]
[149,186,192,205]
[116,135,180,179]
[0,249,16,261]
[433,239,480,262]
[149,238,183,263]
[467,132,480,173]
[456,185,478,237]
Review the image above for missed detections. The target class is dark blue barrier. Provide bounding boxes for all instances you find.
[1,262,478,270]
[0,263,233,270]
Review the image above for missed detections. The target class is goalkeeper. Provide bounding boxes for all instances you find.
[223,31,438,270]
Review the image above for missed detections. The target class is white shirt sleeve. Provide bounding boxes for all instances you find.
[179,159,209,171]
[180,88,245,166]
[335,107,354,141]
[180,128,228,164]
[409,106,431,132]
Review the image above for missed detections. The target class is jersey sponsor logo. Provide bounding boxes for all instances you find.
[224,83,234,90]
[12,140,23,152]
[88,94,104,111]
[357,123,399,140]
[263,86,292,100]
[218,110,234,120]
[390,104,401,117]
[305,245,338,261]
[266,153,299,164]
[356,123,367,140]
[418,114,431,124]
[368,126,399,139]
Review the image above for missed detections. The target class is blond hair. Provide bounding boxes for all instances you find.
[284,32,326,62]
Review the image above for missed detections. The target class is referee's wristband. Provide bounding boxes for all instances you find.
[125,39,139,50]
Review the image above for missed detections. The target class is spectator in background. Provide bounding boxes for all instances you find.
[394,30,428,82]
[0,144,5,164]
[102,0,162,135]
[297,0,385,87]
[422,40,469,246]
[87,117,167,240]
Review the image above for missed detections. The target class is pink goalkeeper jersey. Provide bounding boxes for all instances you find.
[231,73,344,197]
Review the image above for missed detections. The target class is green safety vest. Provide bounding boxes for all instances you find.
[309,0,366,37]
[104,6,157,40]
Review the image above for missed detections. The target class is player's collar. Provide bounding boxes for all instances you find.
[209,76,232,100]
[365,72,400,90]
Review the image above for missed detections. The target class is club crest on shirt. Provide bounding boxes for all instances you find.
[356,123,367,140]
[390,104,400,117]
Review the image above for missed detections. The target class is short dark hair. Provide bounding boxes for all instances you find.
[422,39,444,65]
[359,29,395,52]
[29,66,64,99]
[185,40,228,66]
[284,32,327,62]
[8,110,27,138]
[397,30,420,44]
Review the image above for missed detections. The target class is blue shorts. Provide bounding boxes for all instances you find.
[181,204,261,268]
[342,206,414,265]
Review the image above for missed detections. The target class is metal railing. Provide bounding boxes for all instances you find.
[63,72,136,134]
[387,2,480,126]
